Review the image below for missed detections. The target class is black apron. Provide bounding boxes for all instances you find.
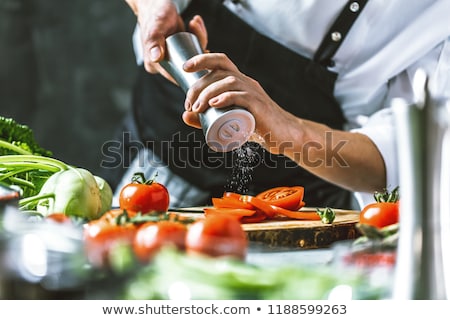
[119,0,367,209]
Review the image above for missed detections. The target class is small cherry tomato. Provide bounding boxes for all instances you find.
[133,221,187,263]
[256,186,305,210]
[185,214,247,260]
[359,202,399,229]
[119,172,169,215]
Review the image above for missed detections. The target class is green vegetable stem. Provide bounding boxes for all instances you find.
[0,116,113,220]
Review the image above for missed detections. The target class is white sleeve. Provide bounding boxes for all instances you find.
[351,108,398,209]
[350,39,450,209]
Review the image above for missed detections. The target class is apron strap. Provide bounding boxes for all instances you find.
[314,0,369,66]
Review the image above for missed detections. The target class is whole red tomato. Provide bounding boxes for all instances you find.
[185,214,247,260]
[119,172,169,214]
[83,217,137,268]
[133,221,187,263]
[359,202,399,229]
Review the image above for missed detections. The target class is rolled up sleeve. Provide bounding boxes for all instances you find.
[351,108,399,209]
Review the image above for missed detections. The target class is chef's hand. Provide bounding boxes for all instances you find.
[182,53,296,154]
[125,0,208,78]
[181,53,388,193]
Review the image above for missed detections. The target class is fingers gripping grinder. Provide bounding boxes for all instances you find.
[159,32,256,153]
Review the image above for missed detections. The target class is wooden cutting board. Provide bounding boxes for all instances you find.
[174,207,360,249]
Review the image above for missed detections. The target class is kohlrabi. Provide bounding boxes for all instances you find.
[34,167,108,220]
[94,175,113,217]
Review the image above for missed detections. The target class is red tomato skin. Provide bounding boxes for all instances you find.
[204,207,256,217]
[359,202,399,228]
[83,221,137,268]
[46,212,72,224]
[133,221,187,263]
[185,215,247,260]
[256,186,305,210]
[212,197,255,210]
[119,182,169,214]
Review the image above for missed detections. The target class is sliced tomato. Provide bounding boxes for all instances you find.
[222,191,244,200]
[211,197,255,210]
[242,195,316,220]
[256,186,305,210]
[270,205,321,220]
[240,195,278,218]
[240,211,267,223]
[204,207,256,218]
[204,207,266,224]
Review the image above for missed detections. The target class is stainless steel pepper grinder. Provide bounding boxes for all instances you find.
[159,32,256,153]
[391,69,449,299]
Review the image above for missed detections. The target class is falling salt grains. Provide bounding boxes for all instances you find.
[225,141,261,194]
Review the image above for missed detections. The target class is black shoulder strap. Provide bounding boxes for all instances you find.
[314,0,368,66]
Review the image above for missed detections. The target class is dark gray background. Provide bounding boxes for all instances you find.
[0,0,137,177]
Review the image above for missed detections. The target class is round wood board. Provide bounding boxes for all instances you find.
[173,207,361,249]
[242,208,360,249]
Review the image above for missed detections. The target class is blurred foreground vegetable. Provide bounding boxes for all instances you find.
[122,248,386,300]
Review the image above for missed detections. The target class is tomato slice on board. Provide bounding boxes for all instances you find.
[270,205,321,220]
[211,197,255,210]
[240,195,278,218]
[241,195,316,220]
[240,211,267,223]
[256,186,305,210]
[204,207,256,218]
[222,192,244,200]
[204,207,267,224]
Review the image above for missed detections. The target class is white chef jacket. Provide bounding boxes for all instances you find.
[133,0,450,208]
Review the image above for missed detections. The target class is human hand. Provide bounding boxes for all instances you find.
[125,1,208,79]
[181,53,297,154]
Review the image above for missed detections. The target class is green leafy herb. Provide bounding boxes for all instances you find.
[0,116,52,156]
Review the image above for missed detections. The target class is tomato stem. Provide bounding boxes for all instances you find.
[131,171,159,185]
[374,186,399,203]
[316,207,336,224]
